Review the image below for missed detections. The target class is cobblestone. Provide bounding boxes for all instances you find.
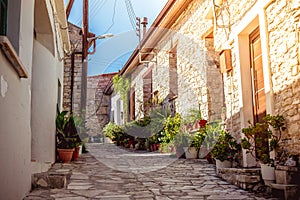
[24,144,277,200]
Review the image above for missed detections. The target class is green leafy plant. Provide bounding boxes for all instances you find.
[210,131,240,162]
[202,121,223,149]
[185,104,203,124]
[103,122,125,145]
[191,129,206,150]
[161,113,182,143]
[241,114,286,165]
[56,110,81,149]
[174,130,190,148]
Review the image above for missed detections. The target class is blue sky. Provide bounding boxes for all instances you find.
[65,0,168,75]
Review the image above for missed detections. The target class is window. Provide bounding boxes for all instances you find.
[0,0,7,35]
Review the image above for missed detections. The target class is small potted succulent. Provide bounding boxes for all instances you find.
[241,114,286,184]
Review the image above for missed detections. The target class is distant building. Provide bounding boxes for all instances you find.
[0,0,70,198]
[86,73,117,137]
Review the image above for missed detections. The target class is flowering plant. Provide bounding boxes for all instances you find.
[210,131,240,162]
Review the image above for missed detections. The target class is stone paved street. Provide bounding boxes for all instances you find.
[24,144,278,200]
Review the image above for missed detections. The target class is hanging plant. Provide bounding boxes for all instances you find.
[113,74,130,122]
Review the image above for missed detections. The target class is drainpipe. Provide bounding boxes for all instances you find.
[70,52,75,113]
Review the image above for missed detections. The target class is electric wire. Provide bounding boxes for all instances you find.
[102,0,117,34]
[124,0,137,31]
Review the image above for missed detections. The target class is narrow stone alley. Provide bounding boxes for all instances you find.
[24,144,278,200]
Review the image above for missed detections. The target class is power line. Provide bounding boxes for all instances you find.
[89,0,107,21]
[124,0,137,31]
[102,0,117,34]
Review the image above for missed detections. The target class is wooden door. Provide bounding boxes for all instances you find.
[250,27,266,123]
[249,27,268,159]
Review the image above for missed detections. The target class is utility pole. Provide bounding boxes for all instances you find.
[81,0,89,117]
[66,0,75,19]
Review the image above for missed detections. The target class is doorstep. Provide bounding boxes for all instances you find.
[217,167,263,191]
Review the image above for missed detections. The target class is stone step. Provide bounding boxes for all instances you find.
[32,169,71,189]
[270,183,299,200]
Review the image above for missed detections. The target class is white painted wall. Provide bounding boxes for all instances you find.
[0,0,34,199]
[111,93,124,125]
[31,39,63,168]
[31,0,65,172]
[0,0,67,198]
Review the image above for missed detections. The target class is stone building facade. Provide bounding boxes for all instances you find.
[86,73,116,136]
[114,0,300,166]
[209,0,300,166]
[121,0,223,123]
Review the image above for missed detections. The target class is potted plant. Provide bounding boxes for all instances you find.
[188,129,206,159]
[241,114,286,184]
[210,131,240,169]
[56,110,81,163]
[186,104,207,128]
[196,121,223,164]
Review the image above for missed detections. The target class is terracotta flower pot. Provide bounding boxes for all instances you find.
[72,147,80,161]
[198,119,207,128]
[57,148,74,163]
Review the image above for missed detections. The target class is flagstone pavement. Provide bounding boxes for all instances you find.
[24,143,278,200]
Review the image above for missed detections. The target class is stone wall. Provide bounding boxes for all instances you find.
[265,0,300,156]
[211,0,300,159]
[131,0,223,122]
[63,22,83,115]
[86,73,116,136]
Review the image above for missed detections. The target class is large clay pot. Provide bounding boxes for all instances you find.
[58,148,74,163]
[260,164,275,185]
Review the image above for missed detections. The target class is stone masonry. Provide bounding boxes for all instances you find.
[86,73,116,136]
[131,0,223,122]
[211,0,300,161]
[63,22,83,115]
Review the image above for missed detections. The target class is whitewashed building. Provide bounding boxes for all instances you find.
[0,0,70,198]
